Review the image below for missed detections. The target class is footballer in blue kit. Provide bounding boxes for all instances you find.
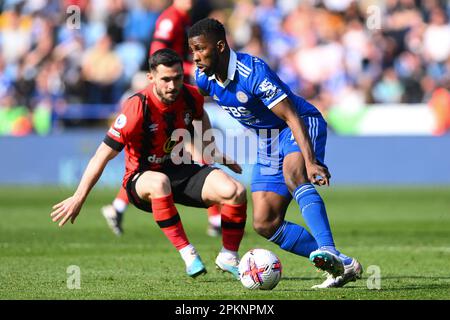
[188,18,363,288]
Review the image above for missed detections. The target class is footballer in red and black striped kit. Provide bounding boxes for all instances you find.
[51,49,247,280]
[101,1,221,237]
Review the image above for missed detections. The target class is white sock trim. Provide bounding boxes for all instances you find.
[113,198,128,213]
[208,214,221,227]
[179,244,196,265]
[219,247,239,260]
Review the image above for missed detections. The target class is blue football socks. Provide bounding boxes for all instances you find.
[293,183,335,248]
[268,221,318,258]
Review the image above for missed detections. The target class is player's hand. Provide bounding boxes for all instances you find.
[306,163,331,186]
[216,153,242,174]
[224,162,242,174]
[50,195,83,227]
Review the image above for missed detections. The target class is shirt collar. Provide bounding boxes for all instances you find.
[208,49,237,83]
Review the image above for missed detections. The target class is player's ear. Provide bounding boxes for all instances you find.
[147,72,155,83]
[216,39,226,53]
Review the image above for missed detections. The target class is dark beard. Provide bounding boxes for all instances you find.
[156,88,178,104]
[161,96,176,104]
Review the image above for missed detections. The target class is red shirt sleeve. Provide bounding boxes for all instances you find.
[104,95,143,151]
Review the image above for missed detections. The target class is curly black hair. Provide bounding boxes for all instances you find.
[188,18,226,43]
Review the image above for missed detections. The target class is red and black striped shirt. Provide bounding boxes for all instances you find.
[104,83,204,187]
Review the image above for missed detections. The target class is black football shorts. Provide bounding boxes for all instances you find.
[125,163,217,213]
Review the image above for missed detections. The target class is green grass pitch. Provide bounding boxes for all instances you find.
[0,186,449,300]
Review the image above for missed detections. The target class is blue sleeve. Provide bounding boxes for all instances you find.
[249,60,288,110]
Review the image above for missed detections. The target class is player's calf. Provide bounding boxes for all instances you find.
[202,170,248,279]
[215,191,246,281]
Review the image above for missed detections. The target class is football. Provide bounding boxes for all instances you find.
[238,248,282,290]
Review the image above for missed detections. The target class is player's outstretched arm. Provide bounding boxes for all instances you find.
[271,98,330,186]
[50,142,119,227]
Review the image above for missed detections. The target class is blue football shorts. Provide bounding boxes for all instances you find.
[251,115,328,199]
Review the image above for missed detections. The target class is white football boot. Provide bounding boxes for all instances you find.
[309,248,345,278]
[207,214,222,237]
[101,204,123,236]
[215,251,240,280]
[312,258,363,289]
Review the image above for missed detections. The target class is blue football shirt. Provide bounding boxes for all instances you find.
[195,50,321,132]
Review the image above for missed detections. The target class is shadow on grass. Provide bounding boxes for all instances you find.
[275,275,450,293]
[284,275,450,281]
[348,284,450,292]
[282,276,321,281]
[381,276,450,280]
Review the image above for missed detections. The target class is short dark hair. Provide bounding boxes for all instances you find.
[148,48,182,71]
[188,18,226,43]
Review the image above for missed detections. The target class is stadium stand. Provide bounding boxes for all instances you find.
[0,0,449,135]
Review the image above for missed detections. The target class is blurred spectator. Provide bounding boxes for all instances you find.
[241,25,267,62]
[372,67,404,103]
[124,0,162,49]
[394,51,425,103]
[228,0,255,49]
[0,5,33,64]
[149,0,195,81]
[429,87,450,135]
[118,71,149,106]
[423,8,450,63]
[254,0,283,43]
[81,34,123,104]
[0,55,16,103]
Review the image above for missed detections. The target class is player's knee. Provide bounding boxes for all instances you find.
[146,172,171,196]
[233,182,247,204]
[252,217,280,239]
[219,180,246,204]
[284,172,308,193]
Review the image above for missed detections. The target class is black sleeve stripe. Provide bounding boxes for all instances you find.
[103,135,124,152]
[156,213,181,228]
[221,221,246,230]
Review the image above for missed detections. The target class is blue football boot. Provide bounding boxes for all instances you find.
[186,255,207,278]
[215,254,240,280]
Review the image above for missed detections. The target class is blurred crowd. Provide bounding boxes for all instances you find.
[225,0,450,115]
[1,0,450,135]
